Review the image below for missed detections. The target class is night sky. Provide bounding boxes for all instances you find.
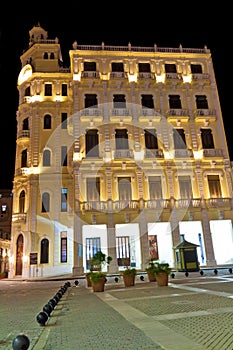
[0,5,231,189]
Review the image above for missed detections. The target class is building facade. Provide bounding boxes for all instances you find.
[9,24,233,279]
[0,189,12,274]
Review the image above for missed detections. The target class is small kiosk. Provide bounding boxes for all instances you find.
[174,239,200,272]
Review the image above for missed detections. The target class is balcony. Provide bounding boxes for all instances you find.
[138,72,155,79]
[174,149,193,158]
[12,213,27,223]
[144,149,164,158]
[80,200,139,213]
[109,108,132,123]
[166,109,190,122]
[16,130,30,146]
[138,108,161,123]
[114,149,134,159]
[205,198,232,209]
[192,73,210,83]
[110,72,126,79]
[145,199,171,209]
[203,149,223,158]
[165,73,182,81]
[80,108,103,123]
[175,199,202,208]
[194,109,216,123]
[81,71,100,79]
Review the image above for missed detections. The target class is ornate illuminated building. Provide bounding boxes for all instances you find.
[9,24,233,278]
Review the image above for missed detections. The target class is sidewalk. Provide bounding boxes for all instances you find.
[2,271,233,349]
[31,272,233,349]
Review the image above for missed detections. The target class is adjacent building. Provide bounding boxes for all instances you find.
[9,24,233,278]
[0,189,12,274]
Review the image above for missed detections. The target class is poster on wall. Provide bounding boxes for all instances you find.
[148,235,159,260]
[30,252,38,265]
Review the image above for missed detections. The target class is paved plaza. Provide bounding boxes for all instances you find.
[1,270,233,349]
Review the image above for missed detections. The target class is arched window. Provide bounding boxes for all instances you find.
[44,114,51,129]
[21,149,27,167]
[42,192,50,212]
[50,52,55,59]
[40,238,49,263]
[43,150,51,166]
[19,190,25,213]
[43,52,48,59]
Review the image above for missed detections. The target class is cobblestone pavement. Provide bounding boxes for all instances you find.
[1,270,233,349]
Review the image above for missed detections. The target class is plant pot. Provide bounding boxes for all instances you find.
[123,273,135,287]
[156,273,169,286]
[0,272,8,279]
[91,276,106,292]
[147,270,156,282]
[85,274,92,287]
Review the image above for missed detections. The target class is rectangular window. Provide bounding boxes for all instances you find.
[85,94,98,108]
[115,129,129,149]
[44,83,52,96]
[208,175,222,198]
[113,94,126,108]
[149,176,162,199]
[196,95,208,109]
[118,177,132,201]
[86,178,100,201]
[61,188,67,212]
[173,129,186,149]
[61,232,67,263]
[141,95,154,109]
[84,61,96,71]
[116,236,130,266]
[61,113,67,129]
[191,64,202,74]
[165,63,177,73]
[86,237,101,270]
[111,62,124,72]
[178,176,193,198]
[138,63,151,72]
[61,84,67,96]
[61,146,67,166]
[169,95,182,109]
[85,129,99,157]
[145,129,158,149]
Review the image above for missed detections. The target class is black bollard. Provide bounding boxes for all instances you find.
[43,303,53,317]
[36,311,48,326]
[12,334,30,350]
[114,277,119,283]
[48,298,56,308]
[140,275,144,281]
[56,291,63,299]
[74,280,79,286]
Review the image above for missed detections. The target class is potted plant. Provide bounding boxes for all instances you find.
[120,259,137,287]
[0,271,8,279]
[154,262,172,286]
[145,259,157,282]
[88,251,112,292]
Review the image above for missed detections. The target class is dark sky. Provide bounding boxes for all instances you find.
[0,5,231,189]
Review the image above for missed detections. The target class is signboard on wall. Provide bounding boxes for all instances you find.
[30,252,38,265]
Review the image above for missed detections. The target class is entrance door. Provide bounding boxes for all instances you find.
[16,234,23,275]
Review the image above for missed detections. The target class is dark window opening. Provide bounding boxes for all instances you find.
[85,129,99,157]
[113,94,126,108]
[169,95,182,109]
[138,63,151,72]
[85,94,98,108]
